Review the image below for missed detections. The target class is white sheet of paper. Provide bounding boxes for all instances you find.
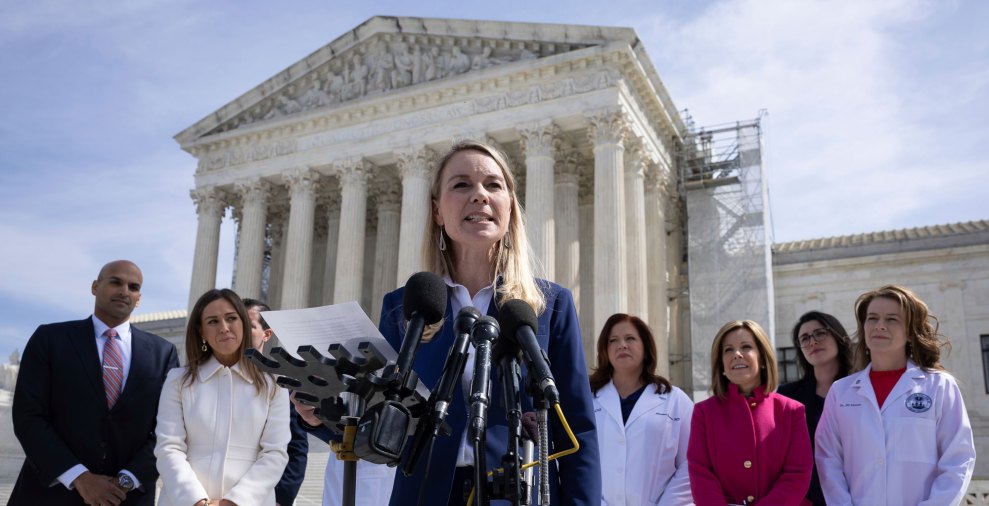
[259,301,398,361]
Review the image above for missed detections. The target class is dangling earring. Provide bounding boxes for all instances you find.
[201,339,208,352]
[503,233,512,249]
[438,228,447,251]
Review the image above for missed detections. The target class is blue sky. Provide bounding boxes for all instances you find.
[1,0,986,358]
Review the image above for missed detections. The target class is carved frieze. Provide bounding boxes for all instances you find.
[209,35,570,135]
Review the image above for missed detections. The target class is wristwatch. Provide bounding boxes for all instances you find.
[117,473,135,492]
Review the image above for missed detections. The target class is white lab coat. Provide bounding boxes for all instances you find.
[594,382,694,506]
[322,456,395,506]
[815,361,975,506]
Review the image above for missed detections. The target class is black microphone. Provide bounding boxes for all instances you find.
[498,299,560,404]
[468,315,499,442]
[468,315,500,505]
[354,271,447,465]
[401,305,480,476]
[393,271,447,394]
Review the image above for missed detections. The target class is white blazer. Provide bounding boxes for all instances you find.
[815,361,975,506]
[593,382,694,506]
[155,358,290,506]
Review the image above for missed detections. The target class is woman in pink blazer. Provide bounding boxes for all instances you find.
[687,320,812,505]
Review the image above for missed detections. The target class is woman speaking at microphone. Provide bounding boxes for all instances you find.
[379,139,599,506]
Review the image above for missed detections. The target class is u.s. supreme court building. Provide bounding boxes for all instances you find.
[165,16,989,485]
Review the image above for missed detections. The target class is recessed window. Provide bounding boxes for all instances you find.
[777,346,800,385]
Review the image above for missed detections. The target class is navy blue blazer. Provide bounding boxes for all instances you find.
[10,317,179,506]
[381,280,600,506]
[275,406,309,505]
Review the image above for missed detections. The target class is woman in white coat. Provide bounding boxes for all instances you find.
[590,313,693,506]
[155,289,290,506]
[816,285,976,505]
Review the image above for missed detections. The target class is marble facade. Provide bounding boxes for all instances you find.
[175,16,686,367]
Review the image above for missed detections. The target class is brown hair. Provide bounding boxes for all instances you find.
[852,285,949,372]
[589,313,672,395]
[791,311,854,380]
[184,289,271,396]
[710,320,778,399]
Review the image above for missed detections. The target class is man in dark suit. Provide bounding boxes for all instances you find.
[10,260,180,506]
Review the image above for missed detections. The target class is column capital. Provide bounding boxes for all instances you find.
[234,178,272,207]
[396,148,436,180]
[555,149,582,186]
[335,159,372,188]
[519,121,561,159]
[284,169,320,199]
[190,186,227,215]
[586,108,629,146]
[625,138,655,178]
[372,180,402,211]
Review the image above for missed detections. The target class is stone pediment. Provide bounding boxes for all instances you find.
[176,16,639,144]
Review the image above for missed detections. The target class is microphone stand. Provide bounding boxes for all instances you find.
[492,348,524,505]
[468,316,499,506]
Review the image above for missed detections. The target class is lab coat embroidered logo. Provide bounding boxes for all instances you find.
[905,392,933,413]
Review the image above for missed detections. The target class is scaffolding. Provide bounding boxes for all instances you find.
[677,113,775,399]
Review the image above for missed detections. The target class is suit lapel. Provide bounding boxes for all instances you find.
[118,328,151,404]
[68,317,103,394]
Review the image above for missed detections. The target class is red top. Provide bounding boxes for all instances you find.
[869,367,906,408]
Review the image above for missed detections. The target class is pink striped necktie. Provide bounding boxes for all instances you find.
[102,329,124,408]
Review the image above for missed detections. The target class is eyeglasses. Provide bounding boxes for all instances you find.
[797,328,830,348]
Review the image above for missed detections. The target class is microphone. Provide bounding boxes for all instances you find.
[401,305,480,476]
[393,271,448,394]
[354,271,447,465]
[468,315,500,505]
[468,315,499,442]
[498,299,560,404]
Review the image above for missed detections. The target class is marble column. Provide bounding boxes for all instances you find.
[587,109,629,336]
[188,186,225,310]
[520,121,559,279]
[396,148,434,286]
[372,184,402,324]
[578,173,596,366]
[309,213,328,307]
[321,193,341,304]
[624,141,649,320]
[280,169,320,310]
[233,179,270,300]
[645,167,671,378]
[334,161,370,304]
[266,203,289,308]
[555,150,580,294]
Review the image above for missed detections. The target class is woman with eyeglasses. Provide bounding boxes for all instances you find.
[777,311,853,506]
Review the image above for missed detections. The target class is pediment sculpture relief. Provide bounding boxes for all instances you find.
[213,37,587,135]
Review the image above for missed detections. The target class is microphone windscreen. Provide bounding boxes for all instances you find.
[498,299,539,342]
[402,272,447,324]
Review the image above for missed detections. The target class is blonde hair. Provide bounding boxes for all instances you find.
[709,320,778,399]
[852,284,949,372]
[421,139,546,317]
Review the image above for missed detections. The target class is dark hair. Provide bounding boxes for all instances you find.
[184,289,270,395]
[243,298,272,330]
[791,311,854,380]
[853,285,949,372]
[710,320,778,399]
[589,313,672,395]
